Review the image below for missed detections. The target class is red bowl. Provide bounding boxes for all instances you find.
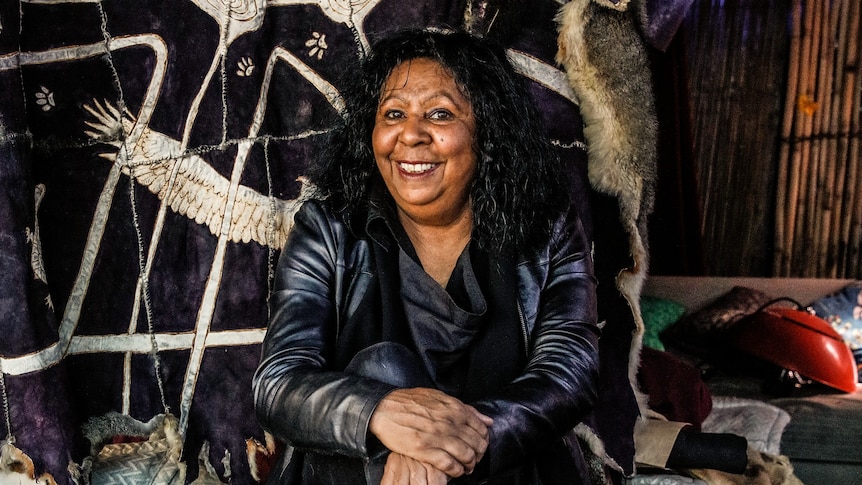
[729,307,858,393]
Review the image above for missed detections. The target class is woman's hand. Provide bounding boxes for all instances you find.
[381,453,449,485]
[369,387,493,477]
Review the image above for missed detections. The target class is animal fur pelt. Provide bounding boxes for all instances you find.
[245,432,281,483]
[189,441,229,485]
[72,413,186,485]
[556,0,657,366]
[0,440,58,485]
[686,447,805,485]
[556,0,658,476]
[80,412,180,457]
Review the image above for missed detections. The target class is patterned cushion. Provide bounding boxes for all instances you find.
[660,286,773,362]
[807,282,862,381]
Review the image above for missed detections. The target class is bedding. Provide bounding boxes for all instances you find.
[771,392,862,484]
[700,397,790,455]
[641,276,861,485]
[630,474,707,485]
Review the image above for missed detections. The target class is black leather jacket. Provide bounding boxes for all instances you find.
[253,199,600,483]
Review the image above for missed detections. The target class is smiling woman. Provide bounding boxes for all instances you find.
[253,28,600,485]
[372,58,477,286]
[373,58,477,223]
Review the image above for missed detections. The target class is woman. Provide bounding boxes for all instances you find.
[253,28,599,485]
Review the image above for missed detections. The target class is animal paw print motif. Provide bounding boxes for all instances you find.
[35,86,55,111]
[237,57,254,77]
[305,32,328,60]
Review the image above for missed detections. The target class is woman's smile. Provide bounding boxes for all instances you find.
[398,162,439,175]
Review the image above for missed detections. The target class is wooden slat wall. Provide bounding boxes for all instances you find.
[684,0,791,276]
[775,0,862,277]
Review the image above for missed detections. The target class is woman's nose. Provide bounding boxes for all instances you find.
[399,117,432,145]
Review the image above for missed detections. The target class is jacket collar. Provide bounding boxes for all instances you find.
[362,183,401,252]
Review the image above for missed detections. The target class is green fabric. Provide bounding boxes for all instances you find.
[640,296,687,351]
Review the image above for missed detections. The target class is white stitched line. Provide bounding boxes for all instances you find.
[264,138,277,316]
[176,45,343,435]
[1,329,266,376]
[220,15,230,147]
[97,1,167,417]
[0,35,168,377]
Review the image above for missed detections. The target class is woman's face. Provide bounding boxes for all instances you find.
[372,58,477,226]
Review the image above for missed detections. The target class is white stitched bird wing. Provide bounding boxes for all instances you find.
[83,99,309,249]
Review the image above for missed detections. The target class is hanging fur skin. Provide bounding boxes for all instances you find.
[555,4,659,460]
[556,0,657,334]
[0,441,58,485]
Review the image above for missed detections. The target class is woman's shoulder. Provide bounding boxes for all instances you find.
[294,197,348,223]
[518,204,589,264]
[290,198,344,236]
[291,197,367,244]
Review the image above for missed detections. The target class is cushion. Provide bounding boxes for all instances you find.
[638,347,713,429]
[640,296,687,351]
[807,282,862,381]
[660,286,774,362]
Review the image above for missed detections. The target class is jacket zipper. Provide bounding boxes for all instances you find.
[516,297,529,360]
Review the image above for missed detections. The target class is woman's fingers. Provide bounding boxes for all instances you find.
[380,453,410,485]
[369,387,492,476]
[466,403,495,427]
[381,453,449,485]
[413,457,449,485]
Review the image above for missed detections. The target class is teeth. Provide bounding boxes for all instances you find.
[399,163,435,174]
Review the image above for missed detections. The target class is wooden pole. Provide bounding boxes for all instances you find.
[836,0,862,278]
[810,0,828,275]
[777,0,804,275]
[825,1,845,276]
[792,0,817,275]
[845,0,862,276]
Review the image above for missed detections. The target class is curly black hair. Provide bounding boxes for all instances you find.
[310,28,571,254]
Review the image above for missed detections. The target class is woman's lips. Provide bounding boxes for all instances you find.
[397,162,438,175]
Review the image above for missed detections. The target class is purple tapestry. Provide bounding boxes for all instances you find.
[0,1,647,483]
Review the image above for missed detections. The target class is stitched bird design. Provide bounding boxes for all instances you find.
[83,100,316,249]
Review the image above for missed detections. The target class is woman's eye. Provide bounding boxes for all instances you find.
[428,109,453,120]
[383,109,404,119]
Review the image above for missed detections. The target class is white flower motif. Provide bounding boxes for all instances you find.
[305,32,328,60]
[35,86,55,111]
[237,57,255,77]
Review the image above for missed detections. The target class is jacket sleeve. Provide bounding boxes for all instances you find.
[252,201,395,457]
[472,206,600,477]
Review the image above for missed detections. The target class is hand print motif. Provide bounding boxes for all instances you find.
[269,0,382,51]
[0,3,594,484]
[35,86,55,112]
[237,57,255,76]
[305,32,328,60]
